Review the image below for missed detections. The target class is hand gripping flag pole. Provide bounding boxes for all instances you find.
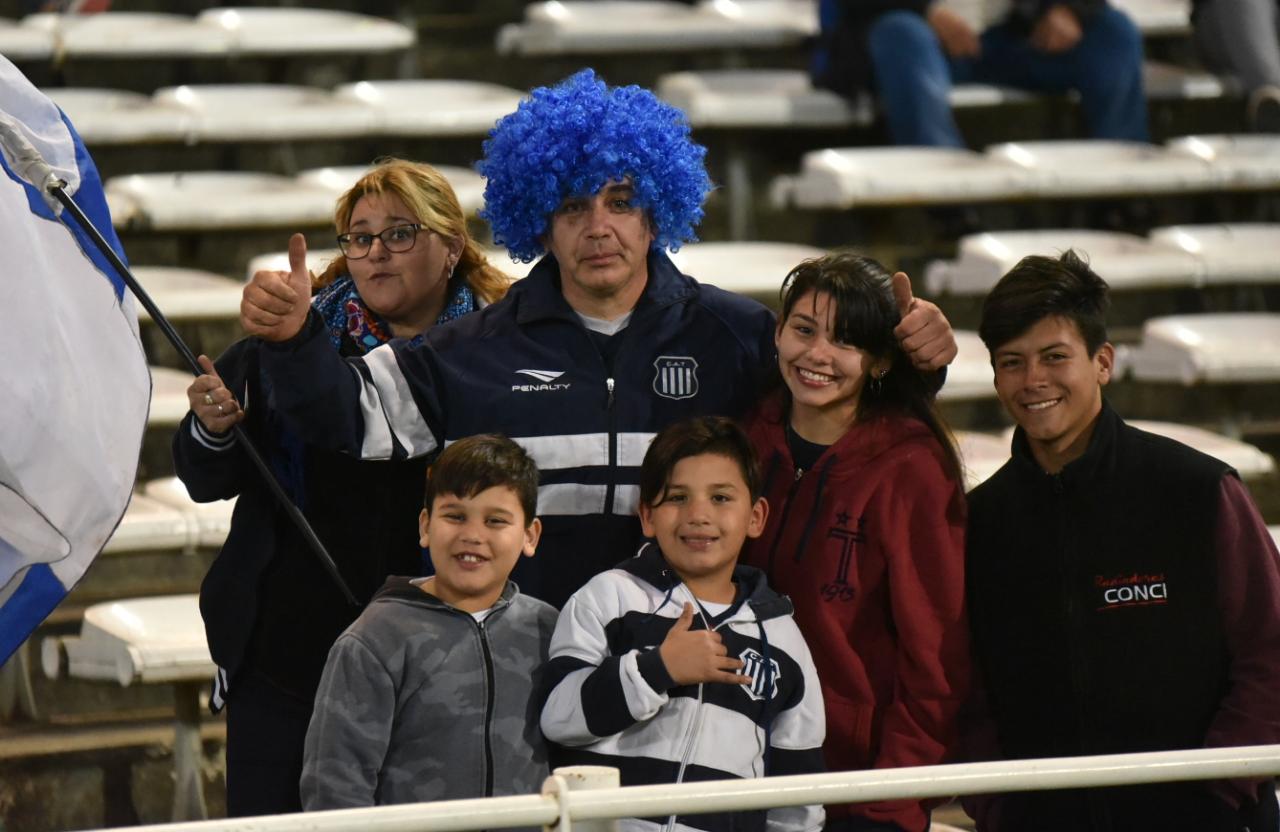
[0,115,359,607]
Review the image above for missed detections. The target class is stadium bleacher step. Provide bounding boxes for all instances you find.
[0,715,226,829]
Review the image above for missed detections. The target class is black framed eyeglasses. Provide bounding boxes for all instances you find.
[336,223,423,259]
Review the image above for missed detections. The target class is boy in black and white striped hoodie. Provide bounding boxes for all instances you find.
[541,416,826,832]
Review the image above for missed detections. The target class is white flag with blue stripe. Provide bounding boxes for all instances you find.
[0,56,150,665]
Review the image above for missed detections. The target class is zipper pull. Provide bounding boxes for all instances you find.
[606,377,615,408]
[794,466,804,481]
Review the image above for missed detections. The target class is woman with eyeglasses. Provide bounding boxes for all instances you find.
[172,158,510,817]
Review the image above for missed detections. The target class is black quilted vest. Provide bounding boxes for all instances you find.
[966,402,1250,831]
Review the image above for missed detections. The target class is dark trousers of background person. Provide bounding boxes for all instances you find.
[866,7,1148,147]
[224,668,311,816]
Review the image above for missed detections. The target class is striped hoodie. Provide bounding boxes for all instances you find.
[541,544,826,832]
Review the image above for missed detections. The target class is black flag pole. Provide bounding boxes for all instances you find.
[0,117,359,606]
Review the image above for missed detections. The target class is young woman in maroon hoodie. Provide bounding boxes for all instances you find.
[741,252,969,832]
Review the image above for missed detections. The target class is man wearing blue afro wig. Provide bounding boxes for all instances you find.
[480,68,708,263]
[241,69,960,610]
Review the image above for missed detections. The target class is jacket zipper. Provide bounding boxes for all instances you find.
[764,474,803,578]
[477,618,496,797]
[1055,474,1105,828]
[604,377,617,514]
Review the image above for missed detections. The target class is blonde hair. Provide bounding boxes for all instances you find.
[316,157,510,305]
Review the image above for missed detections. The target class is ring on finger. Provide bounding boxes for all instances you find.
[203,393,215,406]
[216,403,225,415]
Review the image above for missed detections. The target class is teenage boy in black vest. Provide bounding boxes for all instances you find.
[963,249,1280,831]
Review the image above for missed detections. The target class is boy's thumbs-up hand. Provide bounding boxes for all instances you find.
[241,233,312,342]
[891,270,958,371]
[658,603,753,687]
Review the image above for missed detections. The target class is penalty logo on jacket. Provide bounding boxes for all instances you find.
[653,356,698,400]
[739,647,780,701]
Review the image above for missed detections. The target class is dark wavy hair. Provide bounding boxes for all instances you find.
[640,416,762,506]
[775,252,963,486]
[478,68,711,262]
[978,248,1111,356]
[423,434,539,526]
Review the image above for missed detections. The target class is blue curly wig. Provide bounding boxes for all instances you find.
[478,69,711,263]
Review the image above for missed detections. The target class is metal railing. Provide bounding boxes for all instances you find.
[89,744,1280,832]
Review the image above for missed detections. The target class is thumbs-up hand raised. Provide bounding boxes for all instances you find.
[658,603,753,686]
[241,233,312,342]
[891,270,958,371]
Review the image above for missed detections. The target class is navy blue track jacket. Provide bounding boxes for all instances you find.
[258,251,777,607]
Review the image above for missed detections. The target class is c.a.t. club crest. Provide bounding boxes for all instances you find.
[652,356,699,400]
[738,647,780,701]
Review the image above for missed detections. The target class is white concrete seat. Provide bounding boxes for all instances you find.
[45,87,189,146]
[772,147,1032,209]
[105,171,335,231]
[132,266,244,322]
[1127,421,1276,478]
[925,229,1202,296]
[153,84,376,143]
[667,241,827,301]
[937,330,996,402]
[245,246,342,282]
[296,163,486,216]
[496,0,808,55]
[955,430,1009,491]
[0,17,54,61]
[105,187,140,230]
[1150,223,1280,286]
[103,494,194,555]
[658,69,868,129]
[479,246,535,281]
[1143,60,1231,101]
[998,419,1275,478]
[1127,313,1280,383]
[195,7,414,56]
[693,0,818,41]
[986,140,1215,198]
[657,69,1028,130]
[39,589,214,820]
[23,11,231,59]
[1166,134,1280,190]
[335,79,524,137]
[1109,0,1191,35]
[144,477,235,550]
[948,83,1035,108]
[43,594,211,687]
[149,366,195,428]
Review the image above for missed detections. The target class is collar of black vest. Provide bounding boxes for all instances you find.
[511,249,698,325]
[1009,397,1121,488]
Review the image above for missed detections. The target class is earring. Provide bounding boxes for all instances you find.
[869,368,887,395]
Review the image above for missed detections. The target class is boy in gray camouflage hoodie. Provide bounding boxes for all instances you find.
[301,434,559,809]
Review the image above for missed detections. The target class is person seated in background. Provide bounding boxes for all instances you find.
[302,434,557,809]
[963,250,1280,831]
[175,158,511,816]
[541,416,826,832]
[1190,0,1280,131]
[811,0,1149,148]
